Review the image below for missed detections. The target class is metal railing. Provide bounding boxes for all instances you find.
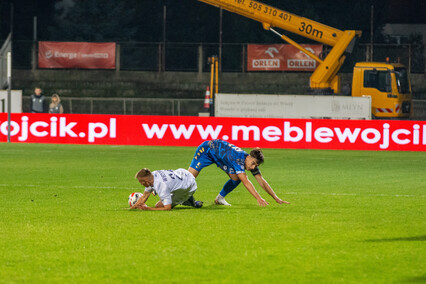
[22,96,205,116]
[412,100,426,120]
[19,96,426,119]
[12,40,426,74]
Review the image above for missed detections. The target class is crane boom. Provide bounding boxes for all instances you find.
[199,0,343,47]
[198,0,362,94]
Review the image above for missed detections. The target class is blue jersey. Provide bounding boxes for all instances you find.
[190,140,249,175]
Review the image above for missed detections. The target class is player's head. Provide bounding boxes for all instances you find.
[135,168,154,187]
[250,148,264,165]
[245,148,264,170]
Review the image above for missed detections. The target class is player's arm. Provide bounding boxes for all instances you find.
[139,184,174,211]
[253,173,290,204]
[237,172,268,207]
[139,204,172,211]
[131,191,151,210]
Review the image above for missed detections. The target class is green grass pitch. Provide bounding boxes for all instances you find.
[0,143,425,283]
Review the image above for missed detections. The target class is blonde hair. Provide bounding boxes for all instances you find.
[51,93,61,102]
[135,168,152,179]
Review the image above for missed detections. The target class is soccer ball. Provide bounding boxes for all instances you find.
[128,192,143,207]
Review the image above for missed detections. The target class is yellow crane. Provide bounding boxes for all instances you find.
[199,0,412,118]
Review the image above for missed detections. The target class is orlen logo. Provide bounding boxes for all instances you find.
[45,50,53,59]
[0,116,116,143]
[252,47,280,69]
[301,48,315,58]
[287,48,317,69]
[265,47,279,58]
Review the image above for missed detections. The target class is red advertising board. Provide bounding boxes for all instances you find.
[38,41,116,69]
[247,44,323,71]
[1,113,425,151]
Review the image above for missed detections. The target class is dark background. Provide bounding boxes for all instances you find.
[1,0,424,44]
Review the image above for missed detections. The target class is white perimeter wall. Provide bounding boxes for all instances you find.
[0,90,22,113]
[215,93,371,120]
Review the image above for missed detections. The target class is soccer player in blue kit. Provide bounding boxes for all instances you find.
[188,139,290,207]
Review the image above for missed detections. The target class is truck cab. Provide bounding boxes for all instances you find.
[351,62,412,118]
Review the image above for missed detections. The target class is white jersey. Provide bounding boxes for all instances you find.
[145,168,197,206]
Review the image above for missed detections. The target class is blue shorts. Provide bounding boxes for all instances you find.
[189,141,238,174]
[189,141,213,172]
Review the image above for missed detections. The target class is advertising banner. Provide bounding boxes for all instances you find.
[215,93,371,120]
[247,44,322,71]
[1,113,425,151]
[38,41,116,69]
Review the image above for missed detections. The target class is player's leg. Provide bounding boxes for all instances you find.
[188,141,212,178]
[187,167,200,178]
[182,195,203,208]
[176,171,203,208]
[215,173,241,206]
[180,185,203,208]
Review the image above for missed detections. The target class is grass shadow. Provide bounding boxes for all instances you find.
[173,204,228,211]
[364,235,426,242]
[401,275,426,283]
[123,204,228,211]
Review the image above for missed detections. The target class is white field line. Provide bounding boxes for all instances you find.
[0,183,140,191]
[0,184,424,198]
[284,192,424,198]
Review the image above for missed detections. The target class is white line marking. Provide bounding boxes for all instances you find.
[0,184,140,191]
[0,184,424,198]
[282,191,424,198]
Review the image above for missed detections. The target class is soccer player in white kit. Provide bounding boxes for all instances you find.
[131,168,203,211]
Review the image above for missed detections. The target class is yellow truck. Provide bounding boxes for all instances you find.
[198,0,412,118]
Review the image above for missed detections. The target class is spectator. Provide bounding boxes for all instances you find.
[30,87,47,113]
[49,93,64,114]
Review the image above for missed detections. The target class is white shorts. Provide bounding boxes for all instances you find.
[171,169,197,206]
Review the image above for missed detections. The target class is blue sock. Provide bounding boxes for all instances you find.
[219,179,241,197]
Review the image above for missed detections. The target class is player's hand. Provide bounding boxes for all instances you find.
[133,203,147,210]
[139,204,149,210]
[257,198,269,207]
[275,198,290,204]
[139,204,148,210]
